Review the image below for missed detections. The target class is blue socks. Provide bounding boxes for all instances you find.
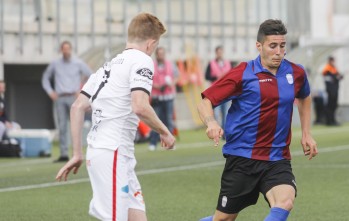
[264,207,290,221]
[200,207,289,221]
[199,216,213,221]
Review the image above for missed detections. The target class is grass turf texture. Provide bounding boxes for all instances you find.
[0,124,349,221]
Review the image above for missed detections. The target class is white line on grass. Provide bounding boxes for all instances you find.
[0,161,223,193]
[0,144,349,193]
[292,125,349,137]
[0,178,90,193]
[0,158,52,168]
[0,141,214,168]
[293,164,349,169]
[1,125,348,168]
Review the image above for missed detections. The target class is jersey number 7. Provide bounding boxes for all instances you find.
[91,69,111,102]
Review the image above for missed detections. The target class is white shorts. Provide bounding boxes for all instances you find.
[86,147,145,221]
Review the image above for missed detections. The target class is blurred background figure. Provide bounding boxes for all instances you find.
[41,41,92,162]
[0,81,21,141]
[33,0,53,22]
[205,46,232,136]
[322,56,343,126]
[149,47,178,151]
[312,90,326,125]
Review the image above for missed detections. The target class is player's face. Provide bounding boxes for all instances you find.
[257,35,286,73]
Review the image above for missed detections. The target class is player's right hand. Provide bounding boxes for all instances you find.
[56,155,83,182]
[160,132,176,150]
[206,121,224,147]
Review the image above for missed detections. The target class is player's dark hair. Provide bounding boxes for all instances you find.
[257,19,287,43]
[60,40,72,49]
[328,56,334,62]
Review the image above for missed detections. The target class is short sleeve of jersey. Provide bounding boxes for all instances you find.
[201,63,245,106]
[129,56,154,96]
[81,69,100,98]
[296,67,311,99]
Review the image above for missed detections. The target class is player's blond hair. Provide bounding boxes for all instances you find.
[128,13,166,43]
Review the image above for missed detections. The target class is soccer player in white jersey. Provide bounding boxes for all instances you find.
[56,13,175,221]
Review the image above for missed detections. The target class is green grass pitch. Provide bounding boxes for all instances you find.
[1,124,349,221]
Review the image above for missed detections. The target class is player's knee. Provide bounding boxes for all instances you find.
[214,213,238,221]
[278,198,294,211]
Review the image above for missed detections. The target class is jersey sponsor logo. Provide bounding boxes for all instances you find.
[286,73,294,84]
[222,196,228,207]
[132,78,152,87]
[259,78,273,83]
[136,68,153,80]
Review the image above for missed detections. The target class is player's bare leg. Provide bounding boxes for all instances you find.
[264,184,295,220]
[266,184,295,210]
[213,210,238,221]
[128,208,147,221]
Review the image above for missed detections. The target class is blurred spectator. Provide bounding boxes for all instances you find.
[205,46,232,133]
[42,41,92,162]
[148,47,178,151]
[312,90,326,125]
[322,56,343,126]
[0,81,21,140]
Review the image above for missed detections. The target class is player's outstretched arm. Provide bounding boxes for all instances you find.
[297,95,318,160]
[197,98,223,147]
[131,90,175,149]
[56,94,90,181]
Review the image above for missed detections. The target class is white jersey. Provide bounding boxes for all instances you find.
[81,49,154,157]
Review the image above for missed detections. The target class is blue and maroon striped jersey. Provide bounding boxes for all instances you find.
[202,56,310,161]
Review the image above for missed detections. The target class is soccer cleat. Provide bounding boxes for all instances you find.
[199,216,213,221]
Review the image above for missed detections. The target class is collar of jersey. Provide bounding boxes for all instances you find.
[252,55,288,76]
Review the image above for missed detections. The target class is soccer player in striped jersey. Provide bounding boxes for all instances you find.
[56,13,175,221]
[198,19,318,221]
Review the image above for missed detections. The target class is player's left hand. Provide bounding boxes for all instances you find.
[301,134,318,160]
[56,155,84,182]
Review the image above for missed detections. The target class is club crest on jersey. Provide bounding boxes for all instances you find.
[136,68,153,80]
[286,73,294,84]
[222,196,228,207]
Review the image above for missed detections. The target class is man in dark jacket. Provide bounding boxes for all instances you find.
[322,56,343,126]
